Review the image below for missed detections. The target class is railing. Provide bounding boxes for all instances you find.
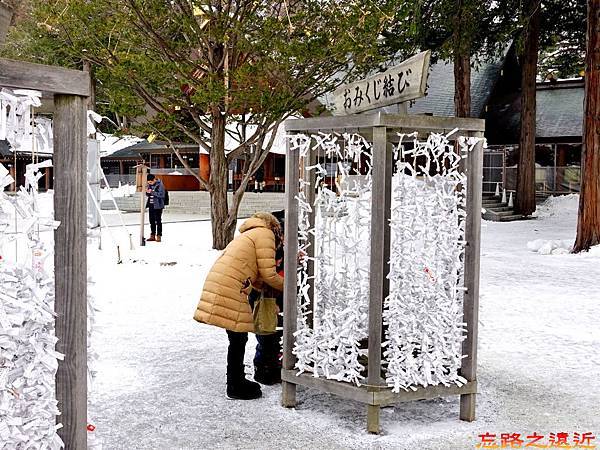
[483,147,580,196]
[102,174,136,188]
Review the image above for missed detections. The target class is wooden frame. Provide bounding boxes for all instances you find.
[0,57,90,448]
[281,112,485,434]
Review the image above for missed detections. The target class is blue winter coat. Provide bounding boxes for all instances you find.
[146,179,166,209]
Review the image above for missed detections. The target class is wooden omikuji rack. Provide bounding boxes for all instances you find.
[281,112,485,433]
[0,57,90,448]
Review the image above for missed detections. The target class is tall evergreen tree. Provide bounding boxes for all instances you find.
[515,0,586,216]
[382,0,518,118]
[515,0,541,216]
[574,0,600,252]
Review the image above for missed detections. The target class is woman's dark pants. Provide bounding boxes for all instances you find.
[226,330,248,383]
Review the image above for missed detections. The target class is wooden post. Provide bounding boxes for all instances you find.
[139,165,147,246]
[53,94,88,449]
[282,134,300,408]
[366,126,392,434]
[367,404,381,434]
[305,144,317,328]
[459,132,484,422]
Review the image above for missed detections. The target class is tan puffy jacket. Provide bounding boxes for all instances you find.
[193,217,284,332]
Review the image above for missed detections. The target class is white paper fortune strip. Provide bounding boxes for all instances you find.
[383,133,481,392]
[291,133,372,385]
[0,162,64,449]
[290,131,484,392]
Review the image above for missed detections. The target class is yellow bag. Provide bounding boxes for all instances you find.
[253,291,278,335]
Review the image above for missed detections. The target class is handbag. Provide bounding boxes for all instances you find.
[252,289,279,335]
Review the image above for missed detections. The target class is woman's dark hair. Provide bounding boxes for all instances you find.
[147,174,156,181]
[272,209,285,232]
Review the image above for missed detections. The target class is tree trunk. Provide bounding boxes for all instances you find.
[209,112,235,250]
[454,53,471,117]
[453,1,471,118]
[515,0,541,216]
[574,0,600,252]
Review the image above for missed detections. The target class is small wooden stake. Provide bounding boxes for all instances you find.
[367,405,380,434]
[138,165,148,246]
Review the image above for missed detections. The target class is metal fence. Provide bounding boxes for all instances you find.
[484,145,581,196]
[103,174,136,188]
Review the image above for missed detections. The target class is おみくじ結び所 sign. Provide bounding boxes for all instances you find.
[332,51,430,115]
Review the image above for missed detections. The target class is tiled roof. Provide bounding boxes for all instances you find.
[103,146,142,159]
[536,84,583,138]
[486,81,584,144]
[409,59,504,118]
[124,140,197,152]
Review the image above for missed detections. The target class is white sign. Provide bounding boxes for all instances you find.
[332,51,431,115]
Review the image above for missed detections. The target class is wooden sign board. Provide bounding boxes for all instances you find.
[332,51,431,115]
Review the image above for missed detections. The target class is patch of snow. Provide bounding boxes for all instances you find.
[533,194,579,219]
[100,184,136,201]
[97,134,143,157]
[83,190,600,448]
[527,238,573,255]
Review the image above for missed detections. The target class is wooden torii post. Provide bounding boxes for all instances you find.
[0,56,91,448]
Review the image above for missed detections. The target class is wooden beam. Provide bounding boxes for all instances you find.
[284,113,485,133]
[281,370,372,404]
[282,134,300,408]
[281,370,478,406]
[375,381,478,407]
[367,126,391,388]
[0,58,91,96]
[54,94,88,449]
[459,132,484,422]
[380,115,485,133]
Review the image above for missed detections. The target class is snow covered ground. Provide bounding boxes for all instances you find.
[88,196,600,449]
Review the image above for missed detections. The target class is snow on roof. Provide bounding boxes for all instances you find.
[100,121,288,159]
[97,134,143,157]
[223,123,287,155]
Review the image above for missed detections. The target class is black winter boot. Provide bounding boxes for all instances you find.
[254,365,281,385]
[226,376,262,400]
[225,330,261,399]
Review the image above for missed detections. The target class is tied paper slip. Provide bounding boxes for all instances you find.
[0,304,10,330]
[0,163,14,190]
[0,367,9,388]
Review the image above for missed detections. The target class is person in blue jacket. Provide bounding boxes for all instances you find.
[146,174,165,242]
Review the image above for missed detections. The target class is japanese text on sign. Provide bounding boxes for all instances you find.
[331,51,430,115]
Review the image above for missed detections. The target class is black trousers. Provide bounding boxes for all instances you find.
[226,330,248,382]
[254,332,282,368]
[149,207,163,236]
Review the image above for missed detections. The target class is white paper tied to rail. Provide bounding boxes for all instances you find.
[0,89,53,154]
[290,131,484,392]
[0,161,65,449]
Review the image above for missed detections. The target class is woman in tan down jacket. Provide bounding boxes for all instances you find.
[194,212,284,400]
